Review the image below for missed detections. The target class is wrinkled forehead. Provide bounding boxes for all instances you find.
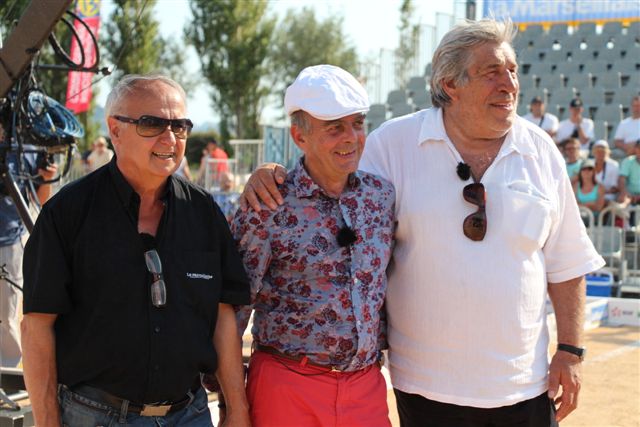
[469,41,517,72]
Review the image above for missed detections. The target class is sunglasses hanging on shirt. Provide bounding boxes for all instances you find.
[140,233,167,308]
[457,162,487,241]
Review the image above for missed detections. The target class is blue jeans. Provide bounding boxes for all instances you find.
[58,385,213,426]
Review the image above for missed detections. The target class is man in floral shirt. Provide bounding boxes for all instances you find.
[232,65,395,426]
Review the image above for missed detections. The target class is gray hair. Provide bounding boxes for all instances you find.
[430,18,517,108]
[104,74,187,119]
[290,110,312,134]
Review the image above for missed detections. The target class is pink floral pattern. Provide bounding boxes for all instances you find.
[232,159,395,371]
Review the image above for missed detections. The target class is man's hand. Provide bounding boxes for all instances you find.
[548,350,582,422]
[239,163,287,212]
[38,163,58,182]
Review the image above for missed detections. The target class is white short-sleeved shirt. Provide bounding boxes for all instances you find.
[522,112,559,135]
[360,108,604,408]
[555,118,595,147]
[595,159,620,201]
[614,117,640,145]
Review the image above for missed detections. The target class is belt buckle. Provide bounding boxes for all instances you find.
[330,366,342,373]
[140,404,171,417]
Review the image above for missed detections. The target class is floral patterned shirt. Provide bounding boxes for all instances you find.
[232,159,396,371]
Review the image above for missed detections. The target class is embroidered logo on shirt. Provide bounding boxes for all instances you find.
[186,273,213,280]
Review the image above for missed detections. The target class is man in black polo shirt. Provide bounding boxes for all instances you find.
[21,75,251,426]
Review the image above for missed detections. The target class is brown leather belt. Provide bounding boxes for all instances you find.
[66,384,198,416]
[255,344,344,372]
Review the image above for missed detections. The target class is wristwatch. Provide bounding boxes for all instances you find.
[557,343,586,361]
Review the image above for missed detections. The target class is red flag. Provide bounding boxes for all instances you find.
[65,0,102,114]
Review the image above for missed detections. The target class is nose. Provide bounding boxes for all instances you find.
[157,125,177,144]
[499,69,518,93]
[343,122,363,143]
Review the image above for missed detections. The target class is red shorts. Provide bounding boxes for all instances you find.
[247,350,391,427]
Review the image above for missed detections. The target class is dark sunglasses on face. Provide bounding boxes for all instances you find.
[113,115,193,139]
[144,249,167,308]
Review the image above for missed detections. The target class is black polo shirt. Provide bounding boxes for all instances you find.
[23,159,250,403]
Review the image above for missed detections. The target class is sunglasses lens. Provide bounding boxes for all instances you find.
[463,211,487,241]
[463,183,485,206]
[151,279,167,307]
[170,119,193,139]
[137,116,168,137]
[144,250,162,274]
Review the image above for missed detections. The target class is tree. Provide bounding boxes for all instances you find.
[269,7,359,110]
[102,1,196,101]
[395,0,419,89]
[102,0,161,77]
[186,0,275,140]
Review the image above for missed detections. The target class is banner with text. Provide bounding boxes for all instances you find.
[483,0,640,24]
[65,0,102,114]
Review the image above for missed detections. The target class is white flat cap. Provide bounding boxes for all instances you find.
[284,64,369,120]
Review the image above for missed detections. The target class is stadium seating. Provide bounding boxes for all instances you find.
[593,120,609,140]
[595,72,622,90]
[566,73,592,90]
[372,20,635,142]
[594,104,624,123]
[387,89,407,105]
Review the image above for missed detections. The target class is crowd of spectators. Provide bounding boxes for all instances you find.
[530,95,640,220]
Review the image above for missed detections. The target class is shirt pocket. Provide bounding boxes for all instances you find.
[177,251,221,317]
[501,187,553,255]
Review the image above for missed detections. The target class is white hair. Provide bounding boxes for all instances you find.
[104,74,187,119]
[430,18,517,108]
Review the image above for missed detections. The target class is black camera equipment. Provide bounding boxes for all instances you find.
[0,6,107,233]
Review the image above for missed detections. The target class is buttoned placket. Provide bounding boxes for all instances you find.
[338,192,367,372]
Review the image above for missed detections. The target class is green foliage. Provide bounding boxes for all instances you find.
[101,1,196,108]
[102,0,161,77]
[0,0,29,37]
[186,0,275,140]
[396,0,419,88]
[269,7,359,110]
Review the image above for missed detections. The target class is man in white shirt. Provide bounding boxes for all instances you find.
[614,95,640,156]
[555,98,594,151]
[523,96,559,138]
[86,136,114,172]
[242,19,604,427]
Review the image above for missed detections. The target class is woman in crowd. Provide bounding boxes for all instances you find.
[591,139,619,204]
[574,158,606,218]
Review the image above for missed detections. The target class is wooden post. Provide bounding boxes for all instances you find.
[0,0,73,97]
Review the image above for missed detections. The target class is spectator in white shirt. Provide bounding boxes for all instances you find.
[613,95,640,156]
[591,140,619,202]
[523,96,559,138]
[555,98,594,152]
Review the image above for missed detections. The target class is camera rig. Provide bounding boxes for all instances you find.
[0,0,104,233]
[0,0,106,417]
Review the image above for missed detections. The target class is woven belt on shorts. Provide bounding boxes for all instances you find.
[255,344,345,372]
[67,384,196,417]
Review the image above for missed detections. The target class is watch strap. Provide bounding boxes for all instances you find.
[557,343,586,360]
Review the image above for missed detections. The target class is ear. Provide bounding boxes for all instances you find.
[442,79,459,102]
[107,116,123,147]
[290,124,308,151]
